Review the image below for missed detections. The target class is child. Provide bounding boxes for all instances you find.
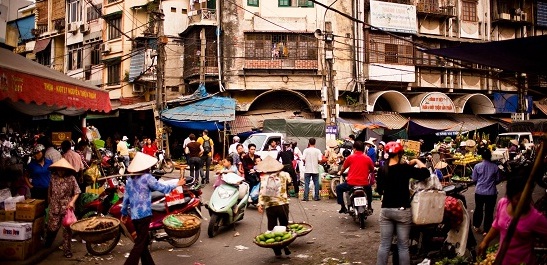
[213,156,238,188]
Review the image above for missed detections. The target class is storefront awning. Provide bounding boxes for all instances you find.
[424,35,547,75]
[33,38,51,53]
[229,110,315,135]
[0,48,112,114]
[161,96,236,131]
[363,113,408,129]
[534,99,547,116]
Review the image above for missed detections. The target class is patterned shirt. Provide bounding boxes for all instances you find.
[121,173,176,220]
[48,173,80,215]
[258,171,291,209]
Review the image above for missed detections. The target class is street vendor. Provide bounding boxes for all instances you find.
[256,155,292,257]
[438,137,453,160]
[45,158,81,258]
[121,152,186,265]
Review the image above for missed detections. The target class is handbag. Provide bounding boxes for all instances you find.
[62,208,77,228]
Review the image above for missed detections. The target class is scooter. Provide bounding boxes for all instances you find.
[99,148,125,176]
[84,175,203,256]
[337,173,372,229]
[205,173,249,238]
[156,149,175,173]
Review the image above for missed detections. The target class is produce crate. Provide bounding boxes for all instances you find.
[399,139,421,155]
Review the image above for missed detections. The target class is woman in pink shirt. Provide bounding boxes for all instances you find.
[478,176,547,265]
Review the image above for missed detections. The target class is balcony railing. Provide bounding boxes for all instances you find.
[244,59,318,70]
[36,24,48,35]
[416,3,456,17]
[188,8,217,26]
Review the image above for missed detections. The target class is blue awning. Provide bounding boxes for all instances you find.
[161,96,236,130]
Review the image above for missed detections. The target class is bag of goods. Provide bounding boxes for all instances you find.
[163,214,200,229]
[443,196,464,228]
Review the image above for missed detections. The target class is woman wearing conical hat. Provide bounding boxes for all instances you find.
[256,156,292,257]
[44,158,81,258]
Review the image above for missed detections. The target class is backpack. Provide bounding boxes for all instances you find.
[202,138,212,154]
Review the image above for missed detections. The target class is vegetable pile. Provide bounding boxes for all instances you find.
[288,223,309,234]
[85,220,114,231]
[255,231,293,244]
[443,197,464,228]
[475,243,498,265]
[163,214,200,229]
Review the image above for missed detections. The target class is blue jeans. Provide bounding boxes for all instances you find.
[303,173,319,200]
[377,208,412,265]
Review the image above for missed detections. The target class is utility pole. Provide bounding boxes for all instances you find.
[153,5,169,156]
[323,22,338,140]
[517,73,529,120]
[199,28,206,84]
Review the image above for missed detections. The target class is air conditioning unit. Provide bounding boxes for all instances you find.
[80,23,90,33]
[100,43,111,53]
[68,22,78,33]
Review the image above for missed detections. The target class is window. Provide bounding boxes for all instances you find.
[368,33,414,65]
[248,0,259,6]
[244,33,317,60]
[68,0,82,23]
[278,0,290,6]
[297,0,314,7]
[107,16,121,40]
[107,60,121,85]
[171,7,176,12]
[461,0,477,22]
[87,4,102,21]
[91,44,101,65]
[67,43,83,70]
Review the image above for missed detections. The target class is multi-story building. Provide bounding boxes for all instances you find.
[2,1,35,58]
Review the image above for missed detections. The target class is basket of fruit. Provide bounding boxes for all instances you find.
[253,230,296,248]
[70,216,120,244]
[288,222,313,237]
[163,213,201,238]
[450,175,474,184]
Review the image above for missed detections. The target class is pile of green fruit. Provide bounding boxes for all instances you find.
[255,231,293,244]
[288,223,309,234]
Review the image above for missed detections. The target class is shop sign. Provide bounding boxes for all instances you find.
[326,125,338,135]
[51,132,71,146]
[49,114,64,121]
[370,0,417,34]
[32,115,48,121]
[420,93,455,112]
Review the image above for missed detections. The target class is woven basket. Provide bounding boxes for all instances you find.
[163,214,201,238]
[288,223,313,237]
[253,233,296,249]
[70,216,120,243]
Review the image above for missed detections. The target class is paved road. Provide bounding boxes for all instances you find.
[12,171,545,265]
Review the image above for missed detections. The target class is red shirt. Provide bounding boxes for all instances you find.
[342,151,374,186]
[142,144,158,157]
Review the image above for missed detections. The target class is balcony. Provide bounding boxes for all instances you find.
[492,11,532,25]
[183,56,219,81]
[188,8,217,27]
[244,59,318,70]
[417,3,456,18]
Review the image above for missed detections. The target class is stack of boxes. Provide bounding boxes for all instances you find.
[0,194,46,260]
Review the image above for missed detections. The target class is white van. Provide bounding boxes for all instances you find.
[492,132,534,162]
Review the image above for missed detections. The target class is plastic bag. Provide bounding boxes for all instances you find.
[62,208,77,228]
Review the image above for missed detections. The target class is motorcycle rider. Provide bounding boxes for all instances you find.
[241,144,260,187]
[121,152,186,265]
[336,140,375,213]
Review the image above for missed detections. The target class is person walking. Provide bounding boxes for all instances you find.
[277,141,298,197]
[44,158,81,258]
[471,150,501,235]
[301,138,323,201]
[185,134,203,181]
[121,152,186,265]
[336,141,375,213]
[197,130,214,184]
[256,156,292,257]
[375,141,430,265]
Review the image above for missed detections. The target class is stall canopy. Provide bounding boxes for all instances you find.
[0,48,112,114]
[424,35,547,75]
[161,96,236,131]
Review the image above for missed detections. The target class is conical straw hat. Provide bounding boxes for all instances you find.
[255,155,284,173]
[49,158,76,173]
[326,139,338,148]
[127,152,158,173]
[434,161,448,169]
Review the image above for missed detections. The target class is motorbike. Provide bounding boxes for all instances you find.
[155,149,175,173]
[205,173,249,237]
[392,182,476,264]
[99,148,125,176]
[336,173,372,229]
[84,174,203,256]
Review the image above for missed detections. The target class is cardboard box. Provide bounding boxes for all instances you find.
[0,211,15,222]
[0,222,32,241]
[15,199,46,221]
[32,217,45,236]
[4,196,25,211]
[0,239,34,260]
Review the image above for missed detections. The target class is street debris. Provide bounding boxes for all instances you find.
[234,232,240,237]
[234,245,249,251]
[296,254,309,258]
